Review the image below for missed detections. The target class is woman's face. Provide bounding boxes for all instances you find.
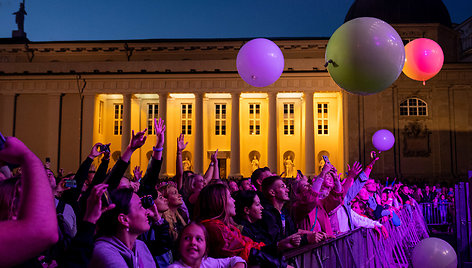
[126,193,150,234]
[226,190,236,217]
[192,175,205,192]
[166,186,183,207]
[247,195,263,222]
[155,191,169,212]
[180,224,206,265]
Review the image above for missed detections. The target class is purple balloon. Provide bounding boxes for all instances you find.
[372,129,395,151]
[236,38,284,87]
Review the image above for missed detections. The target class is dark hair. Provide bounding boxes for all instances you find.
[97,188,134,237]
[238,177,250,187]
[175,222,209,259]
[234,190,258,219]
[261,175,282,198]
[251,167,270,187]
[194,183,233,225]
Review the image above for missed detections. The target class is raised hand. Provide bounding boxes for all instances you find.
[129,129,147,151]
[154,118,166,148]
[88,143,104,159]
[177,133,188,152]
[133,166,143,182]
[83,184,115,224]
[320,162,333,176]
[0,137,35,164]
[347,161,362,178]
[211,149,219,164]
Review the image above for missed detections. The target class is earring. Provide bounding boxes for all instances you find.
[126,228,129,232]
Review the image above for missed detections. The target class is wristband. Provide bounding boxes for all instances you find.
[210,162,215,166]
[153,146,164,152]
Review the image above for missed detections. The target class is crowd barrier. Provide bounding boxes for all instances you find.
[419,202,454,226]
[284,204,429,268]
[455,182,472,267]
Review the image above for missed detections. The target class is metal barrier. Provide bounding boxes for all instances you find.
[284,205,429,268]
[419,202,454,226]
[455,182,472,267]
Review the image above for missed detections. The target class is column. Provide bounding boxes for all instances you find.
[268,91,277,172]
[121,94,132,156]
[81,94,96,160]
[194,92,204,174]
[159,92,168,176]
[305,91,316,178]
[230,92,241,177]
[0,94,16,136]
[46,94,61,171]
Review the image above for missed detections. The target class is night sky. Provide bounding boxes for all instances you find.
[0,0,471,41]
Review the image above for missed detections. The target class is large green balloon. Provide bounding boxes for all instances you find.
[325,17,405,95]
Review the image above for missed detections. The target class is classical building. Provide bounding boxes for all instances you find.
[0,1,471,182]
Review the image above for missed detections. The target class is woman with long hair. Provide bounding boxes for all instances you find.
[90,188,155,268]
[194,183,284,267]
[158,181,189,241]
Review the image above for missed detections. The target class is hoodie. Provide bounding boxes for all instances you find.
[89,236,156,268]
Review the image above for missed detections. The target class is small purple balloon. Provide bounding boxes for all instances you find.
[372,129,395,151]
[236,38,284,87]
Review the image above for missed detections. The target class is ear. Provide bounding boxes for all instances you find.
[118,213,130,229]
[268,188,276,198]
[244,206,250,215]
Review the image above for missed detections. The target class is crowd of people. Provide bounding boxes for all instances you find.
[0,118,454,268]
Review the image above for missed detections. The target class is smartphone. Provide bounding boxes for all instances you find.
[0,131,5,150]
[64,179,77,188]
[322,155,331,165]
[99,144,110,153]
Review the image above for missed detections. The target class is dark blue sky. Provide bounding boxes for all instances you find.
[1,0,471,41]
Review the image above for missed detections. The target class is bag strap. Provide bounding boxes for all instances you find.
[56,200,66,214]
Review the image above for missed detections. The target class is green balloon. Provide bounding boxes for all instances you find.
[325,17,405,95]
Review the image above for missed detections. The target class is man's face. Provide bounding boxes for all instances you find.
[240,179,253,191]
[272,179,290,202]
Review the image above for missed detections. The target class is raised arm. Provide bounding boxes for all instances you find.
[105,129,147,190]
[0,137,59,267]
[211,149,220,182]
[175,133,188,190]
[312,163,333,193]
[139,118,165,194]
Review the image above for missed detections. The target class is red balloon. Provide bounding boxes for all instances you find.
[403,38,444,84]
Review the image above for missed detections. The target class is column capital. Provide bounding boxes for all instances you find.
[267,91,277,97]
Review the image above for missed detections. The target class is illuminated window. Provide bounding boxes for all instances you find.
[113,104,123,135]
[147,104,158,135]
[249,103,261,135]
[98,101,104,134]
[215,104,226,135]
[317,103,328,135]
[181,104,192,135]
[283,103,295,135]
[400,98,427,116]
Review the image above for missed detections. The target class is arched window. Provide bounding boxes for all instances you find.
[400,98,427,116]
